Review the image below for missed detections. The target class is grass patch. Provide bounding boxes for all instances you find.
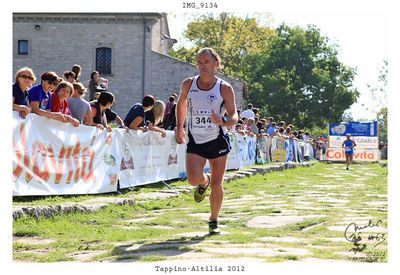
[139,254,167,262]
[13,162,387,262]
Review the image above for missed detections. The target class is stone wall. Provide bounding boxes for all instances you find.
[13,13,245,119]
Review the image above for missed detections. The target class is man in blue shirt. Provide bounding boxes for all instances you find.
[267,122,277,136]
[265,117,274,130]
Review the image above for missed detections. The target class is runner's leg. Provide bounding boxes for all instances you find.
[186,153,208,187]
[208,154,228,221]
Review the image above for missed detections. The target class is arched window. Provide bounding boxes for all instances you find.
[96,47,112,75]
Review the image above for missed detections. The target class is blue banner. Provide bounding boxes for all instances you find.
[329,121,377,137]
[285,139,294,162]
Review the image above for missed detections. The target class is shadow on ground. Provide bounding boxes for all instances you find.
[109,234,212,262]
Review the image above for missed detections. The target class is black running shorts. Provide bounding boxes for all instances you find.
[187,131,231,159]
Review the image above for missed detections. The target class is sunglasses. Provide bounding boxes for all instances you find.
[48,80,59,86]
[19,75,34,80]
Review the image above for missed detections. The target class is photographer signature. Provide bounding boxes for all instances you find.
[344,219,386,253]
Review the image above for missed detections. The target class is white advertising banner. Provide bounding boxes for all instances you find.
[226,133,241,170]
[326,147,379,161]
[235,134,257,167]
[328,136,378,149]
[12,111,266,196]
[118,130,186,188]
[12,112,119,196]
[177,132,241,178]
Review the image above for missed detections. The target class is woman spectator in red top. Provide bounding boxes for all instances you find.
[51,81,79,127]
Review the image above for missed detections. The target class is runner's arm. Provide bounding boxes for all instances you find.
[175,78,191,144]
[176,78,191,130]
[211,82,238,128]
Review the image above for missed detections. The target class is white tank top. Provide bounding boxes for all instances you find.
[187,75,227,144]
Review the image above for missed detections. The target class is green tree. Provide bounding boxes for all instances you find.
[242,24,359,129]
[169,13,274,78]
[377,107,387,142]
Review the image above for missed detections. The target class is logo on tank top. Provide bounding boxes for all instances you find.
[190,89,199,93]
[40,97,49,110]
[207,93,217,104]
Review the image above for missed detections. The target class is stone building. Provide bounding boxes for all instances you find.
[13,13,246,118]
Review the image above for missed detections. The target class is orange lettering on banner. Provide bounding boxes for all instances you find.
[368,153,374,159]
[327,150,334,158]
[13,122,99,184]
[354,152,359,159]
[335,152,341,159]
[81,148,95,182]
[32,141,50,182]
[65,147,74,183]
[72,136,81,183]
[12,139,23,181]
[14,123,33,182]
[47,145,67,183]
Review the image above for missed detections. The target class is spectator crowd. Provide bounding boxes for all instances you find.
[12,66,180,139]
[231,103,328,160]
[13,66,330,160]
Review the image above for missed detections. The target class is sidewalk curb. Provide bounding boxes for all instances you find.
[12,161,316,221]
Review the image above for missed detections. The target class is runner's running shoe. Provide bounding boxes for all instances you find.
[208,219,221,235]
[193,174,210,202]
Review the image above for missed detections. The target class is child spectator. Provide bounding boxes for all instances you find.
[51,81,79,127]
[51,81,72,114]
[68,82,96,127]
[63,70,75,83]
[123,95,155,132]
[90,91,115,131]
[28,71,68,123]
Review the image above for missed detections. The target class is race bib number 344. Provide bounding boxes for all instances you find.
[192,109,216,131]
